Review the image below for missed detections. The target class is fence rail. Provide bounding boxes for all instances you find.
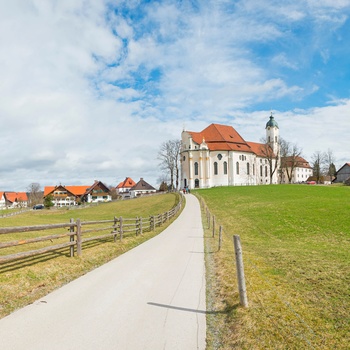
[0,195,183,265]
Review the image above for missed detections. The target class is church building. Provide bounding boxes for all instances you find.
[180,115,280,189]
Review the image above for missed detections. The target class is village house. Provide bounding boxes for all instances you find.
[43,181,111,207]
[333,163,350,183]
[116,177,136,196]
[0,192,29,209]
[0,192,5,209]
[280,156,313,184]
[129,178,156,198]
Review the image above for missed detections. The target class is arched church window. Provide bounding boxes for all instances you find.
[224,161,227,175]
[194,162,199,176]
[236,162,239,175]
[265,166,268,177]
[260,165,263,177]
[247,163,250,175]
[214,162,218,175]
[253,164,255,175]
[275,136,278,142]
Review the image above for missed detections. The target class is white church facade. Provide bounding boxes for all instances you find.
[180,115,280,189]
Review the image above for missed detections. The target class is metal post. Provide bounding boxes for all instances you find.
[233,235,248,307]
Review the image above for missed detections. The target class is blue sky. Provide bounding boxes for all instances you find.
[1,0,350,191]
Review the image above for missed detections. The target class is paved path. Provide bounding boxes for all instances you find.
[0,194,206,350]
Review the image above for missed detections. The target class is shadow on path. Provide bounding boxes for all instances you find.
[147,302,238,315]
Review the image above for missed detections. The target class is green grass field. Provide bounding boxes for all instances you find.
[0,193,181,319]
[196,185,349,350]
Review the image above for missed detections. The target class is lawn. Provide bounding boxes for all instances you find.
[0,193,181,319]
[195,185,350,350]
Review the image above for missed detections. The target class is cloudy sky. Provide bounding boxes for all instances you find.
[1,0,350,191]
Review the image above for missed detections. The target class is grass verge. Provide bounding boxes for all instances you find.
[0,193,183,319]
[196,185,349,350]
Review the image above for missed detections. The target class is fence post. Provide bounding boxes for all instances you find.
[219,225,223,251]
[212,215,215,237]
[119,216,123,240]
[233,235,248,307]
[139,217,143,235]
[76,219,82,256]
[69,218,75,257]
[113,216,117,242]
[136,217,139,236]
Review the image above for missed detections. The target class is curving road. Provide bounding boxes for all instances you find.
[0,194,206,350]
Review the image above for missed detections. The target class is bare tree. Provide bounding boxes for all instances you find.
[27,183,42,206]
[280,139,303,183]
[158,140,181,191]
[260,137,280,184]
[311,151,326,184]
[323,149,336,181]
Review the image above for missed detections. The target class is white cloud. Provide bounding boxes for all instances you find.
[0,0,349,191]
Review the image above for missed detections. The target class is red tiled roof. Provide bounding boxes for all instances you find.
[116,177,136,189]
[188,124,252,153]
[282,156,312,168]
[188,123,276,156]
[43,186,55,196]
[247,141,274,158]
[65,186,90,196]
[5,192,28,203]
[44,185,90,197]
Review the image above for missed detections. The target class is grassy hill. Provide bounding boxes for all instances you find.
[196,185,349,350]
[0,193,181,319]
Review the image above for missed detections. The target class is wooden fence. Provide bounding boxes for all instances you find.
[0,197,183,265]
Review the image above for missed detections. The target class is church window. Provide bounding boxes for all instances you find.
[217,154,222,160]
[224,161,228,175]
[275,136,278,142]
[268,136,271,142]
[214,162,218,175]
[183,156,186,161]
[247,163,250,175]
[260,165,263,177]
[236,162,239,175]
[253,164,255,175]
[194,162,199,176]
[265,166,268,177]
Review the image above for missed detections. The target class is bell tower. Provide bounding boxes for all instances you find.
[265,112,279,155]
